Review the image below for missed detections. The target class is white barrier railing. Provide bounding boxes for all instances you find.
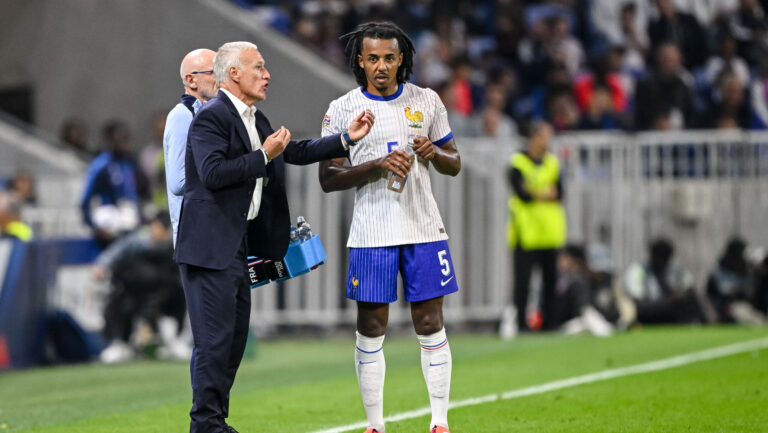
[252,130,768,331]
[15,131,768,330]
[557,130,768,293]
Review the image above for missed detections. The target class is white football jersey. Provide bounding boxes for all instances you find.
[322,82,454,248]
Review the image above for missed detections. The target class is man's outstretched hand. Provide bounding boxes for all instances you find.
[347,109,376,142]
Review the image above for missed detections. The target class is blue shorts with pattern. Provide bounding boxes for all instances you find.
[346,240,459,303]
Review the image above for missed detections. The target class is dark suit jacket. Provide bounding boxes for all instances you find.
[174,90,347,270]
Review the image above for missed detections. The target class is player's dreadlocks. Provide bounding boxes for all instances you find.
[341,21,415,88]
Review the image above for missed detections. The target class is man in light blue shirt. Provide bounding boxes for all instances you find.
[163,49,218,245]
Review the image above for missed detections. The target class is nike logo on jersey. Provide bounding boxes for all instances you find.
[429,361,447,367]
[359,360,377,365]
[440,276,454,287]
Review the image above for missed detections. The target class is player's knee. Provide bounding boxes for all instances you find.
[357,322,386,337]
[413,312,443,335]
[357,314,387,337]
[357,303,388,336]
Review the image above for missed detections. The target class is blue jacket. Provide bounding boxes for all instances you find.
[80,152,142,228]
[174,90,346,269]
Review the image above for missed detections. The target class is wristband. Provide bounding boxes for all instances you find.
[342,130,356,147]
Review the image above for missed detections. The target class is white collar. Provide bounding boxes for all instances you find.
[220,88,256,117]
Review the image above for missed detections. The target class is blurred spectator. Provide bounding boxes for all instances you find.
[233,0,768,132]
[749,59,768,128]
[688,0,740,25]
[80,120,148,247]
[703,32,750,89]
[414,15,453,87]
[435,80,470,137]
[623,238,713,324]
[554,244,614,336]
[548,90,580,131]
[507,121,566,331]
[494,4,524,65]
[706,237,766,324]
[634,43,695,129]
[517,13,556,90]
[547,14,584,76]
[585,224,625,325]
[590,0,649,52]
[651,106,675,130]
[616,2,650,76]
[0,170,36,214]
[139,111,168,211]
[517,62,573,122]
[470,83,518,139]
[607,43,638,105]
[0,211,32,241]
[95,210,190,363]
[0,171,36,241]
[448,56,479,117]
[648,0,708,68]
[59,117,92,155]
[728,0,768,63]
[578,83,626,130]
[742,24,768,68]
[573,54,630,116]
[488,66,521,119]
[705,73,751,128]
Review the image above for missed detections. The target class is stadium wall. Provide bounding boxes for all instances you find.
[0,0,355,148]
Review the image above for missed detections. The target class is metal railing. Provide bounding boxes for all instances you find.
[14,130,768,330]
[251,130,768,330]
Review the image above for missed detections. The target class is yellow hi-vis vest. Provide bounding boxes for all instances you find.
[506,152,566,250]
[5,221,33,242]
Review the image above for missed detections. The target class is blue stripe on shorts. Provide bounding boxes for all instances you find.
[346,240,459,303]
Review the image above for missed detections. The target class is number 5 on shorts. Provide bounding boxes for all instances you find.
[438,250,450,276]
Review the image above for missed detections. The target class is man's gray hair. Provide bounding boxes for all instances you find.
[214,41,259,83]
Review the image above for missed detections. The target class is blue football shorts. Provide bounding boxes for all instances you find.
[346,240,459,303]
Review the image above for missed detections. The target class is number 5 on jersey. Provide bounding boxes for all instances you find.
[438,250,451,276]
[438,249,454,287]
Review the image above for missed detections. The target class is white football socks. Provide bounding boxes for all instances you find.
[417,328,452,430]
[355,332,386,432]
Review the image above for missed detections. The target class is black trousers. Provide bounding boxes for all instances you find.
[513,247,559,330]
[179,242,250,433]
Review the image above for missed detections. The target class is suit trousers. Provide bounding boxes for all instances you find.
[179,240,250,433]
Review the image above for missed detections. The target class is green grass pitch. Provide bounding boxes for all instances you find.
[0,326,766,432]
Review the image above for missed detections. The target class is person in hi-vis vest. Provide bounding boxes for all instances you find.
[507,120,566,331]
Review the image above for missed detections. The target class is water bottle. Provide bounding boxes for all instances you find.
[386,140,415,193]
[296,216,313,241]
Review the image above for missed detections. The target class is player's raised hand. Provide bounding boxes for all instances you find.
[412,136,435,160]
[378,149,412,178]
[263,126,291,161]
[347,109,375,142]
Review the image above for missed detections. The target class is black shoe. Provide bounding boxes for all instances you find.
[225,426,239,433]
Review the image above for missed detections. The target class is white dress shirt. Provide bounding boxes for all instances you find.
[220,88,268,220]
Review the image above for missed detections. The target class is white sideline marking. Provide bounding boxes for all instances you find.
[310,337,768,433]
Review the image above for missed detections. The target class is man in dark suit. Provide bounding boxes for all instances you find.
[175,41,374,433]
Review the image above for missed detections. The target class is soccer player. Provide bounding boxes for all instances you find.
[318,22,460,433]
